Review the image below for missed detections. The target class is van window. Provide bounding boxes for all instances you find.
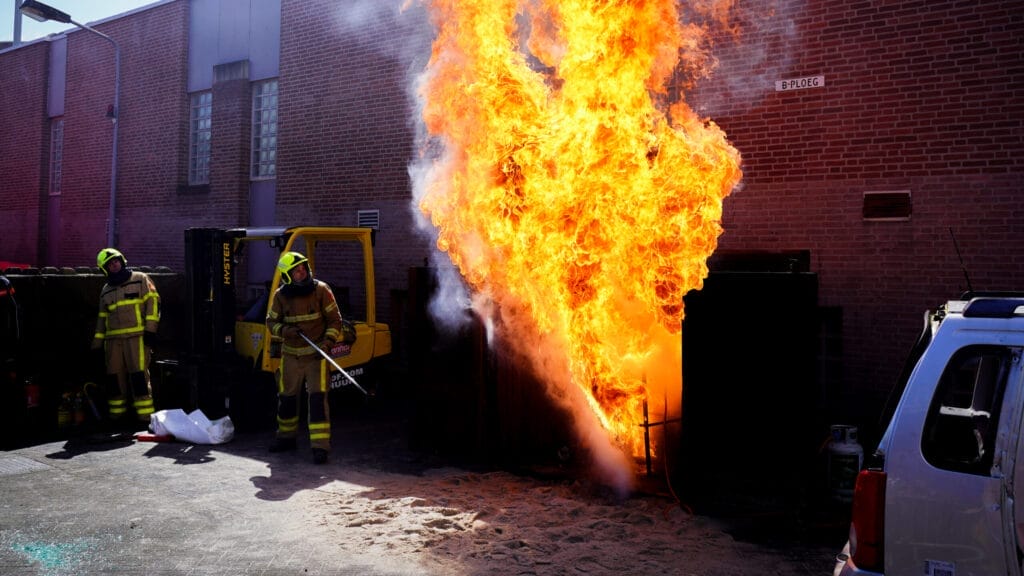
[921,345,1014,475]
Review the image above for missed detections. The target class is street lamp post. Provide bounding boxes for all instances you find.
[20,0,121,247]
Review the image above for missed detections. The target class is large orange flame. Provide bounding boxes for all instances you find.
[416,0,742,474]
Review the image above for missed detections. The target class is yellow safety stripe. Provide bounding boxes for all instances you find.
[281,343,317,356]
[108,398,127,415]
[105,297,145,312]
[101,299,145,334]
[318,360,327,393]
[134,398,154,415]
[277,416,298,433]
[138,340,146,368]
[324,328,340,340]
[143,292,160,322]
[94,332,106,340]
[309,422,330,441]
[283,311,320,323]
[324,301,338,314]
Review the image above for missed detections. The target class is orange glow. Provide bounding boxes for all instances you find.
[417,0,742,467]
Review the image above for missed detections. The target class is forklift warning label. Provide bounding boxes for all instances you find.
[775,75,825,91]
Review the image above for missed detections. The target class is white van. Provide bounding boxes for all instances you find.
[833,295,1024,576]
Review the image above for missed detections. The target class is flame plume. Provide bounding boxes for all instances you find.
[416,0,742,478]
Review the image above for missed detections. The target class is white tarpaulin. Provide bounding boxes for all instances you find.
[150,409,234,445]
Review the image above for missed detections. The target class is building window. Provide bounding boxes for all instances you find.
[251,79,278,180]
[49,119,64,196]
[189,91,212,185]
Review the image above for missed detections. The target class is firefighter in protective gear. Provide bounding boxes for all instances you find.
[91,248,160,424]
[265,251,349,464]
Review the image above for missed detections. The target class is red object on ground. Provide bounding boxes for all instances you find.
[135,433,174,442]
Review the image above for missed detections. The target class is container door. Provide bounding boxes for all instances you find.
[886,344,1022,575]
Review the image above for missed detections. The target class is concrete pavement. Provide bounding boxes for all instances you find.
[0,410,843,576]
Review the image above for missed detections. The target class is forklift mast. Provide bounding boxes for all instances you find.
[184,228,246,360]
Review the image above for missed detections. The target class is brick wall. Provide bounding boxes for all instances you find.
[113,1,191,267]
[0,1,191,269]
[0,41,49,264]
[278,0,436,323]
[2,0,1021,430]
[688,0,1024,431]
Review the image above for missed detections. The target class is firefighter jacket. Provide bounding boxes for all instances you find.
[93,270,160,345]
[266,279,345,357]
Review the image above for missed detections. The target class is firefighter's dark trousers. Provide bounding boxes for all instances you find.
[275,353,330,450]
[104,335,154,422]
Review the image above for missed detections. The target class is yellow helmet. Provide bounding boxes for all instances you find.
[96,248,126,276]
[276,251,310,284]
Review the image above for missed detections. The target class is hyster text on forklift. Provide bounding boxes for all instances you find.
[179,227,391,427]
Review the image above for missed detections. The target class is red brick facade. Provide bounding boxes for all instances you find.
[1,0,1021,433]
[694,0,1024,421]
[0,40,49,262]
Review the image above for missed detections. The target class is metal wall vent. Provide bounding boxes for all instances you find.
[863,191,911,221]
[357,209,380,229]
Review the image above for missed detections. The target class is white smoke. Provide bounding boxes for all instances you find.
[686,0,804,116]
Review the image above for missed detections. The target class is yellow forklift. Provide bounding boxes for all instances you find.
[177,226,391,429]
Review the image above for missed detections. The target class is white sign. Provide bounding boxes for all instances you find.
[775,75,825,92]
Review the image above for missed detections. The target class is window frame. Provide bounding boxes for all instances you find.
[49,118,64,196]
[188,91,213,186]
[251,78,278,181]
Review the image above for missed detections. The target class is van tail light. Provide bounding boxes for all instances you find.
[849,469,886,571]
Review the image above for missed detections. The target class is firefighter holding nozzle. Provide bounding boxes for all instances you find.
[92,248,160,425]
[266,251,351,464]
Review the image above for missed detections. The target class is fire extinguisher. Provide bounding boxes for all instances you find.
[24,376,40,411]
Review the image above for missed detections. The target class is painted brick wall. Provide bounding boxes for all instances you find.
[0,41,49,264]
[688,0,1024,431]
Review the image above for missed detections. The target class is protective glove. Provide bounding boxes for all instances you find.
[340,319,357,345]
[282,325,301,339]
[319,338,335,353]
[144,331,157,348]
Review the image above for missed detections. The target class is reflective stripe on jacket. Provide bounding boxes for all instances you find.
[93,271,160,343]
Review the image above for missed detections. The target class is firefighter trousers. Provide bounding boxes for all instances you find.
[104,335,154,422]
[275,353,330,450]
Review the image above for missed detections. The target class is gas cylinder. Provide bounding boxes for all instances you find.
[57,393,73,430]
[827,424,864,503]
